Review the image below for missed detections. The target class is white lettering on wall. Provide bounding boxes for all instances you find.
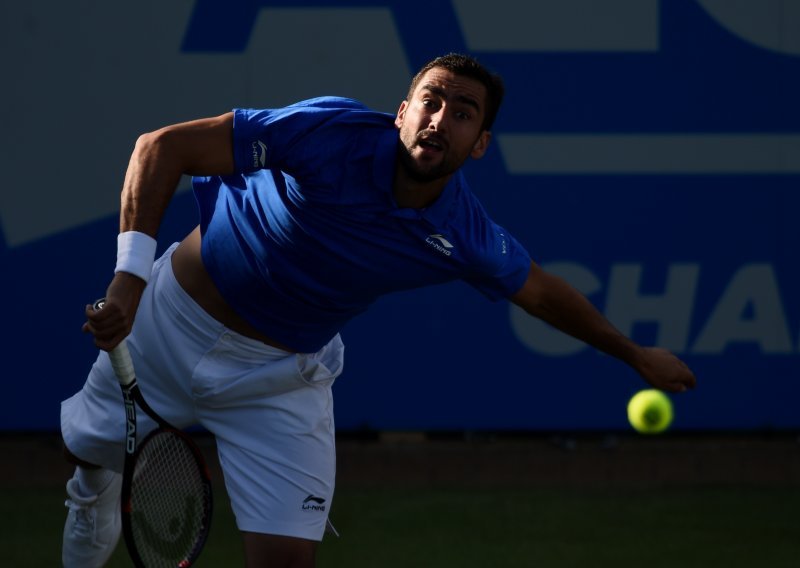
[509,262,601,356]
[605,263,699,352]
[693,264,793,354]
[510,262,796,356]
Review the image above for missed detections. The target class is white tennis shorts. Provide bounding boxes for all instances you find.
[61,243,344,540]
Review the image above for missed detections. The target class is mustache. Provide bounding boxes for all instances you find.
[416,130,447,149]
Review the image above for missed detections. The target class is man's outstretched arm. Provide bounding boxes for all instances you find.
[509,261,697,393]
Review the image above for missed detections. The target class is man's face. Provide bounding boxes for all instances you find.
[394,67,491,183]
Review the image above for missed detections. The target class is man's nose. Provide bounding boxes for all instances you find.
[429,107,448,132]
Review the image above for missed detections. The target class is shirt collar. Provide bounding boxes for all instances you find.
[373,128,460,228]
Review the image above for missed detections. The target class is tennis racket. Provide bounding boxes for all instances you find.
[94,299,213,568]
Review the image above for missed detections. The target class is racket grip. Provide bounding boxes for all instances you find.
[93,298,137,387]
[109,341,136,387]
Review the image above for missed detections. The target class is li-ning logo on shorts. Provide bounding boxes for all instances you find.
[302,495,326,512]
[425,233,453,256]
[251,140,267,168]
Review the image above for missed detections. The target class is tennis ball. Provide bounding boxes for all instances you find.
[627,389,673,434]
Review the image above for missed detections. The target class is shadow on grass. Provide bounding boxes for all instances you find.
[5,483,800,568]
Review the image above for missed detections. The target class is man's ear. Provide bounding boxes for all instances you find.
[470,131,492,159]
[394,100,408,129]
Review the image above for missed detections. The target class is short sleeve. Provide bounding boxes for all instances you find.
[463,222,532,301]
[231,97,371,173]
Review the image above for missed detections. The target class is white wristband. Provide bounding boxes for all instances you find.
[115,231,157,283]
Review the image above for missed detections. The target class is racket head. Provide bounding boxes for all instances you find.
[121,424,213,567]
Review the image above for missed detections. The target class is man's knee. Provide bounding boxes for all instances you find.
[242,532,317,568]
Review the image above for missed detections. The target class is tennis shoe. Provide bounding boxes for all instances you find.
[62,472,122,567]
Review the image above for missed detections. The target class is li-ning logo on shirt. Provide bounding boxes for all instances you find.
[251,140,267,168]
[302,495,326,512]
[426,233,454,256]
[499,232,508,255]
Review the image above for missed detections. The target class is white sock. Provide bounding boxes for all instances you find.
[73,467,116,498]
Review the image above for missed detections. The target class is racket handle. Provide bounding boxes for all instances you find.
[109,341,136,387]
[93,298,136,387]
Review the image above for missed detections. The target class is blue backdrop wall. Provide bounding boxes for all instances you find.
[2,0,798,431]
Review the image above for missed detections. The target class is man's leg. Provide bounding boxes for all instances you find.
[196,335,344,567]
[61,444,122,567]
[242,533,317,568]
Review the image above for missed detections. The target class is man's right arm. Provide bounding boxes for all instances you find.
[83,112,236,351]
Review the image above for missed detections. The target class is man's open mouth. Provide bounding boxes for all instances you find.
[418,136,445,151]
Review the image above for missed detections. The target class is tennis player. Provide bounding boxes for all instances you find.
[61,53,697,567]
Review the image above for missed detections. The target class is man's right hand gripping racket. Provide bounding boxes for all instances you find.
[94,299,213,567]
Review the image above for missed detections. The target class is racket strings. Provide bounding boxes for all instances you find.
[129,431,211,567]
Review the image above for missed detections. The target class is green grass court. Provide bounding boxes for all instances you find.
[2,434,798,567]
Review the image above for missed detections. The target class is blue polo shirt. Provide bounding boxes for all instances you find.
[193,97,531,352]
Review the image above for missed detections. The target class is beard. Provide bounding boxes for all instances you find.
[396,130,461,183]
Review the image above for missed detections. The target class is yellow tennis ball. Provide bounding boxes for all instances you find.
[627,389,673,434]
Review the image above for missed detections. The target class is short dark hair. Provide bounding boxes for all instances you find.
[406,53,505,132]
